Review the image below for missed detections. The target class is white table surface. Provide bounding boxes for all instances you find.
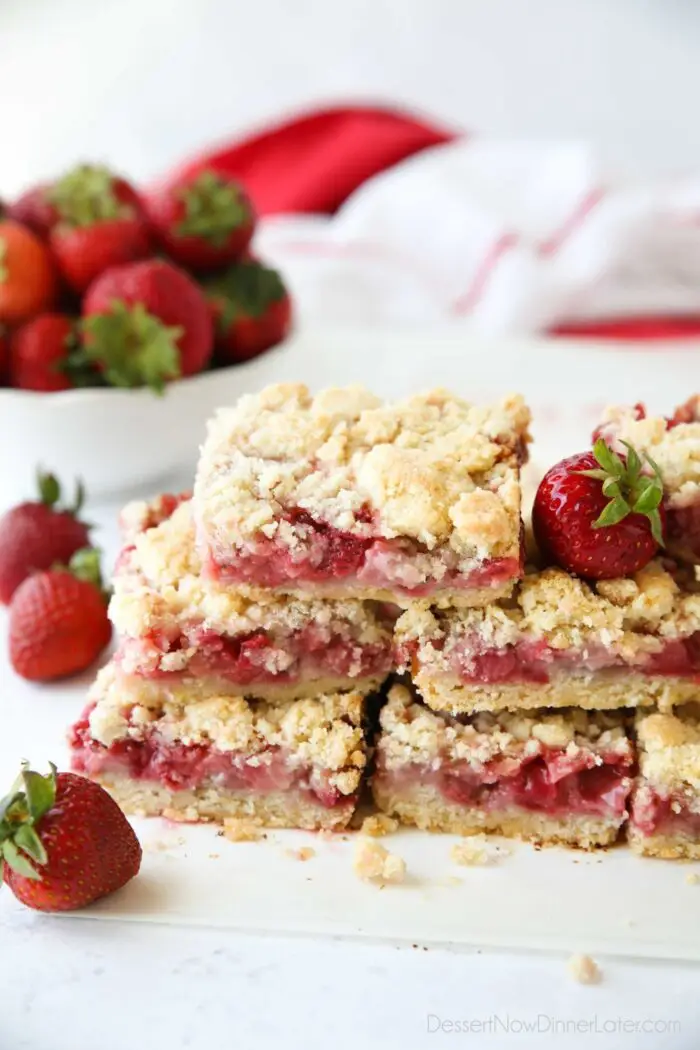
[0,492,699,1049]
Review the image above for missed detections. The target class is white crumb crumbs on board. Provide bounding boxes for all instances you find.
[450,835,509,866]
[360,814,399,837]
[567,954,602,985]
[285,847,316,862]
[220,818,266,843]
[354,839,406,885]
[686,872,700,885]
[143,836,186,853]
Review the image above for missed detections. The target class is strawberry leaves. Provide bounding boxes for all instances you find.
[82,301,182,393]
[578,438,665,546]
[0,763,56,883]
[177,171,251,247]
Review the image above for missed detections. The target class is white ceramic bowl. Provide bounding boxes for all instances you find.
[0,350,288,509]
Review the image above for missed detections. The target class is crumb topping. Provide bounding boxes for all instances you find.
[353,839,406,884]
[377,684,631,771]
[360,814,399,837]
[396,559,700,670]
[636,704,700,792]
[194,383,530,561]
[567,954,601,985]
[597,404,700,505]
[111,500,390,648]
[87,662,368,795]
[450,835,507,866]
[222,818,265,842]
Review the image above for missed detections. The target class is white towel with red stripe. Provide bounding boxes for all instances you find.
[255,139,700,334]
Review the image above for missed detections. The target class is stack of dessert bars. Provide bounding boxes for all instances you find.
[69,385,700,859]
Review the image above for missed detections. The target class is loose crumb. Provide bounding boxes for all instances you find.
[686,872,699,885]
[208,853,220,860]
[285,847,316,862]
[450,835,509,867]
[354,839,406,885]
[445,875,463,887]
[567,954,602,985]
[361,814,399,838]
[221,818,265,843]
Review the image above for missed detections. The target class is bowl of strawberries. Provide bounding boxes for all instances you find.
[0,164,293,505]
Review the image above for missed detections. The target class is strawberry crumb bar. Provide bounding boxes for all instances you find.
[396,560,700,715]
[111,500,392,701]
[372,684,634,848]
[69,662,370,831]
[595,398,700,563]
[193,383,530,607]
[629,704,700,859]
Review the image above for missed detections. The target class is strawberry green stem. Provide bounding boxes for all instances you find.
[82,302,182,393]
[0,764,57,883]
[176,171,250,247]
[578,438,665,546]
[48,165,131,227]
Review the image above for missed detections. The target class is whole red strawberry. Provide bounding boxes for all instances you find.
[9,313,97,392]
[82,259,213,390]
[0,220,58,325]
[0,471,91,603]
[532,439,666,579]
[0,763,141,911]
[147,170,255,271]
[9,547,112,680]
[46,165,150,293]
[204,258,292,363]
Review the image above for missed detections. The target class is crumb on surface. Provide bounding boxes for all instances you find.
[286,846,316,862]
[450,835,509,866]
[686,872,700,885]
[567,954,602,985]
[361,814,399,838]
[446,875,463,887]
[354,839,406,885]
[208,853,220,860]
[221,818,266,843]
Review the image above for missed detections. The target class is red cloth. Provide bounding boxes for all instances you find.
[168,103,700,341]
[163,104,455,217]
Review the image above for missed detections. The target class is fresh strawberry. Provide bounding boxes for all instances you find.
[669,395,700,427]
[9,547,112,680]
[6,184,57,238]
[204,258,292,363]
[8,313,97,392]
[0,763,141,911]
[0,220,57,325]
[532,439,666,579]
[0,471,91,603]
[45,165,150,293]
[147,170,255,271]
[82,259,213,390]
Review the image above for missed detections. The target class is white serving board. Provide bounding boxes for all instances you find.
[1,329,699,960]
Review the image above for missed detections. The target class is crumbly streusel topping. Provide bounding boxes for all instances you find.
[87,662,367,795]
[378,684,631,770]
[597,404,700,505]
[636,704,700,792]
[353,839,406,884]
[112,500,390,647]
[396,559,700,669]
[194,383,530,561]
[118,492,191,543]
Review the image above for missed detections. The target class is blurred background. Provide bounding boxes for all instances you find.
[2,0,700,189]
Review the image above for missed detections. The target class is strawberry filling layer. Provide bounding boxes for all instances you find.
[69,714,354,810]
[204,509,521,596]
[376,747,633,819]
[117,623,392,685]
[630,784,700,838]
[409,631,700,685]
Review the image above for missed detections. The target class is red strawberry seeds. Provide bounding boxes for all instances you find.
[0,763,141,912]
[532,439,666,579]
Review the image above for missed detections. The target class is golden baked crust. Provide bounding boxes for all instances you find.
[96,777,356,831]
[376,684,631,772]
[194,383,530,564]
[111,500,391,650]
[396,559,700,670]
[628,827,700,860]
[635,705,700,794]
[596,404,700,507]
[86,661,368,798]
[371,781,622,848]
